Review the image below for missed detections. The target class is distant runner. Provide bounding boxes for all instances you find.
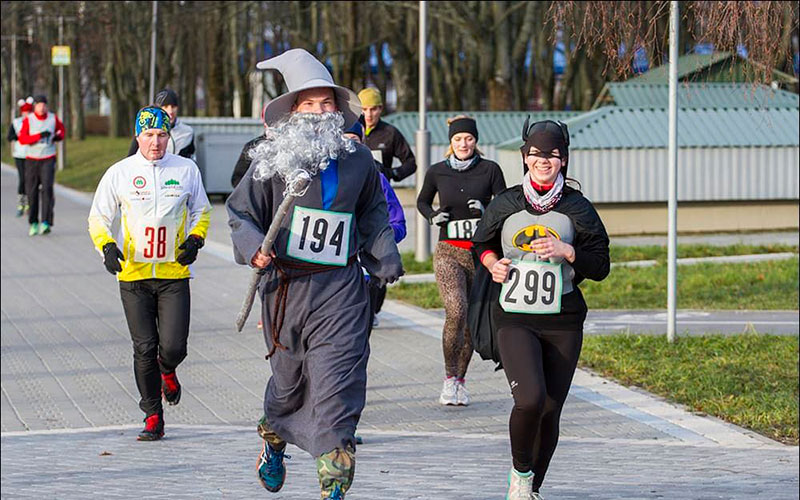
[88,106,211,441]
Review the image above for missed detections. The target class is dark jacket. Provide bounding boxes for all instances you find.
[364,120,416,182]
[230,135,266,188]
[416,157,507,241]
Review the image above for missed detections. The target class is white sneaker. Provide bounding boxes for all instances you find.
[455,379,470,406]
[438,377,458,405]
[531,492,545,500]
[506,468,534,500]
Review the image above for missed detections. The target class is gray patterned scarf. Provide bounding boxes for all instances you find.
[522,172,564,213]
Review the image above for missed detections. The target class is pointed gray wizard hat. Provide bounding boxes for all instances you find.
[257,48,361,127]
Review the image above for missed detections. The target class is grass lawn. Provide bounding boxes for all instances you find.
[388,257,799,310]
[2,134,131,192]
[401,244,798,275]
[579,334,799,445]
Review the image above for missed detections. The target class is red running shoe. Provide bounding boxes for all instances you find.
[161,371,182,405]
[137,412,164,441]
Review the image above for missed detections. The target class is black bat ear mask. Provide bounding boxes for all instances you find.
[520,118,570,176]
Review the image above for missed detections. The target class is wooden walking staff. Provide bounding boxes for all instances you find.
[235,170,312,332]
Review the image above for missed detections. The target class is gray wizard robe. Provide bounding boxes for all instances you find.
[226,142,402,456]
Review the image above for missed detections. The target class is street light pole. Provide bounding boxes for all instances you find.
[57,15,65,171]
[149,1,158,104]
[11,36,16,119]
[667,0,679,343]
[415,0,431,262]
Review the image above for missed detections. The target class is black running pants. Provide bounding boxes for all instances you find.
[25,157,55,225]
[120,278,191,416]
[15,158,26,195]
[497,324,583,491]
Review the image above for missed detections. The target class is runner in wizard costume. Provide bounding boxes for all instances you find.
[225,49,403,499]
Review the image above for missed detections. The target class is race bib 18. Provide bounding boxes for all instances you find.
[286,206,352,266]
[447,218,480,240]
[132,216,177,263]
[499,260,562,314]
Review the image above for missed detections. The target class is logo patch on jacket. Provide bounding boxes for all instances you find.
[512,225,561,252]
[133,176,147,189]
[164,179,181,188]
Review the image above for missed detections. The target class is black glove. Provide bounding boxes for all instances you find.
[102,242,124,275]
[38,130,52,141]
[177,235,204,266]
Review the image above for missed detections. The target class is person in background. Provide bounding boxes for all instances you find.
[230,106,268,189]
[128,88,195,159]
[7,96,33,217]
[417,115,506,407]
[17,94,65,236]
[88,106,211,442]
[343,119,407,330]
[357,87,416,183]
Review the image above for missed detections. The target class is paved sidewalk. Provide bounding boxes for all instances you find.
[1,166,797,499]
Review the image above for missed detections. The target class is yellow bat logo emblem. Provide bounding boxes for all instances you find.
[512,225,561,252]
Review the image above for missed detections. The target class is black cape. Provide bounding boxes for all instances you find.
[467,185,610,369]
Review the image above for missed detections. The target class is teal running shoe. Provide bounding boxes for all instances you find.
[28,223,38,236]
[39,222,51,235]
[322,483,345,500]
[257,440,289,492]
[506,468,534,499]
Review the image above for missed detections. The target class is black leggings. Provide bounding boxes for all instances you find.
[120,278,191,416]
[15,158,26,195]
[25,157,56,225]
[497,324,583,491]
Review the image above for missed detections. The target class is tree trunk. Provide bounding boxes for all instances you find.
[67,14,85,140]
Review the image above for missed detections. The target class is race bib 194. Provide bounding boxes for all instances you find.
[499,260,562,314]
[286,206,352,266]
[132,216,177,263]
[447,218,480,240]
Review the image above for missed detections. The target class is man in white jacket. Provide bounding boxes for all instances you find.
[88,106,211,441]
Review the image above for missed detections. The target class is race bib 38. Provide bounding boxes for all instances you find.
[132,216,177,263]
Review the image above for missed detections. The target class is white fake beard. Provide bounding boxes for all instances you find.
[249,112,355,184]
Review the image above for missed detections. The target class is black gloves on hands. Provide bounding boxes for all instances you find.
[102,242,124,275]
[177,235,204,266]
[38,130,52,142]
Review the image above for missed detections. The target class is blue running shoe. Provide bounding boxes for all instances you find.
[322,483,345,500]
[257,440,289,492]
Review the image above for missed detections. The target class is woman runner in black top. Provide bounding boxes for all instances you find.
[417,115,506,406]
[472,119,609,499]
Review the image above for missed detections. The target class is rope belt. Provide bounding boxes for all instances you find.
[265,255,358,359]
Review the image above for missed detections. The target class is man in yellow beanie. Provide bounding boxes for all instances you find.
[357,87,417,183]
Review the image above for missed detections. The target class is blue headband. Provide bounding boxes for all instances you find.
[135,106,171,136]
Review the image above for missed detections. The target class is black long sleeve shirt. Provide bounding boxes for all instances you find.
[364,120,417,182]
[417,157,507,241]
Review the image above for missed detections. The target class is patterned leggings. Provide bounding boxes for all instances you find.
[433,241,475,378]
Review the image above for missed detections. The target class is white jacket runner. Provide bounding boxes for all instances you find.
[88,151,211,281]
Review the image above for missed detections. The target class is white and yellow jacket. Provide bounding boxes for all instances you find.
[88,151,212,282]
